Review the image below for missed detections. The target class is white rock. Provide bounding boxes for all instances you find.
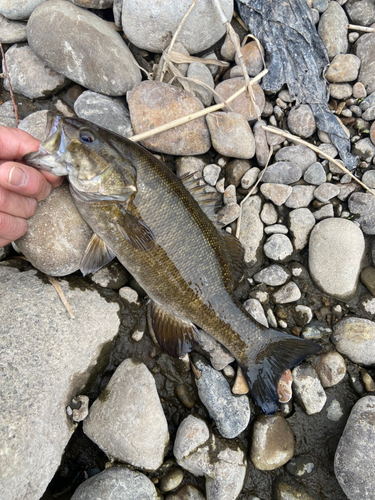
[292,364,327,415]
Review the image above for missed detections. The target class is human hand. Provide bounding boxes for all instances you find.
[0,125,63,247]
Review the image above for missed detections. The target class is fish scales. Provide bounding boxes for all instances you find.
[24,114,321,414]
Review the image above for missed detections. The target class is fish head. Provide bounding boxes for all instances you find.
[24,113,137,202]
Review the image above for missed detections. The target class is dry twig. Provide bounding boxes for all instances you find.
[346,24,375,33]
[235,146,273,239]
[261,125,375,196]
[130,68,268,143]
[0,42,19,126]
[47,276,75,319]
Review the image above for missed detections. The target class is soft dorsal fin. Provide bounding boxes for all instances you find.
[147,300,198,358]
[221,230,245,288]
[80,233,116,276]
[178,171,222,227]
[111,205,156,252]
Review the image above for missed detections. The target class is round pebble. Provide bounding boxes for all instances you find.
[261,161,302,185]
[263,234,293,262]
[332,317,375,365]
[314,183,340,202]
[206,112,255,159]
[260,183,293,206]
[318,1,348,59]
[316,351,346,388]
[273,282,301,304]
[303,162,326,185]
[159,467,184,493]
[235,41,264,77]
[289,208,316,251]
[325,54,361,83]
[287,104,316,138]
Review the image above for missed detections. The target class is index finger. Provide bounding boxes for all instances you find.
[0,125,41,160]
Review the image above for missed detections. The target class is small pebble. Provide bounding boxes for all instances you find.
[316,351,346,388]
[260,183,293,206]
[292,364,327,415]
[287,104,316,138]
[203,164,221,187]
[232,367,250,395]
[263,234,294,262]
[253,265,291,286]
[303,162,326,185]
[159,467,184,493]
[273,282,301,304]
[286,455,315,478]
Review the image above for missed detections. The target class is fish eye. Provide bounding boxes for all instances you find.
[79,129,96,144]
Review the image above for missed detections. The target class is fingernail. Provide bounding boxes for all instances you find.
[8,166,27,187]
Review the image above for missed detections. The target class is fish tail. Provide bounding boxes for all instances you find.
[242,330,321,415]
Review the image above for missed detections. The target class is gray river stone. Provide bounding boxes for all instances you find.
[0,0,47,19]
[253,265,291,286]
[83,359,169,470]
[345,0,375,26]
[27,0,141,96]
[318,1,348,59]
[0,14,27,43]
[194,329,235,371]
[348,192,375,235]
[332,317,375,366]
[3,44,67,99]
[192,356,250,439]
[335,396,375,500]
[121,0,233,54]
[71,467,158,500]
[275,144,317,174]
[303,162,326,185]
[70,0,113,7]
[263,234,293,262]
[289,208,316,251]
[238,195,264,266]
[292,364,327,415]
[356,32,375,95]
[15,182,93,277]
[261,161,302,184]
[308,218,365,300]
[0,266,120,500]
[74,91,133,138]
[0,100,17,127]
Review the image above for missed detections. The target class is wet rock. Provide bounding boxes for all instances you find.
[289,208,316,251]
[274,480,317,500]
[159,467,184,493]
[206,112,255,159]
[275,144,317,174]
[348,192,375,234]
[27,0,141,96]
[235,40,264,76]
[166,484,205,500]
[253,119,270,167]
[0,14,27,43]
[303,162,326,185]
[128,81,210,155]
[356,32,375,95]
[287,104,316,138]
[326,398,345,422]
[294,305,313,327]
[326,54,361,83]
[273,282,301,304]
[15,182,93,276]
[263,234,293,262]
[352,138,375,162]
[260,183,293,206]
[318,1,348,59]
[83,359,169,470]
[284,185,316,209]
[71,467,158,500]
[316,351,346,388]
[187,62,214,107]
[241,167,261,190]
[253,265,291,286]
[260,202,278,225]
[302,321,332,341]
[119,286,141,307]
[314,183,340,202]
[0,266,120,500]
[192,356,250,439]
[329,83,353,100]
[174,415,247,500]
[238,195,264,266]
[3,44,67,99]
[261,162,302,185]
[122,0,233,54]
[361,266,375,295]
[74,91,133,138]
[292,364,327,415]
[243,298,268,327]
[250,414,295,471]
[89,261,129,289]
[334,396,375,500]
[286,455,315,478]
[214,78,265,121]
[0,0,47,20]
[308,218,365,300]
[332,317,375,365]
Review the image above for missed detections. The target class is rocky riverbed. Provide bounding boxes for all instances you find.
[1,0,375,499]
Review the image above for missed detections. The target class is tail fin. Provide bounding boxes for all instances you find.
[242,330,321,415]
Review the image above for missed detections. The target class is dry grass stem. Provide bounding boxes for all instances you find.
[130,68,268,143]
[233,11,248,31]
[261,125,375,196]
[235,145,273,239]
[0,42,19,126]
[346,24,375,33]
[168,50,230,68]
[47,276,75,319]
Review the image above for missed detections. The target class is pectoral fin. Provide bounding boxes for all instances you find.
[147,300,198,358]
[80,233,116,276]
[114,207,156,252]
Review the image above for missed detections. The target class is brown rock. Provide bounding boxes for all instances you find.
[214,77,265,121]
[235,41,264,77]
[128,80,211,155]
[287,104,316,138]
[326,54,361,83]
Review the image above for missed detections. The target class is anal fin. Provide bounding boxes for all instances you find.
[80,233,116,276]
[147,300,198,358]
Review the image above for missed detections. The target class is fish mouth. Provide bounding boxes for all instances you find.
[23,112,69,176]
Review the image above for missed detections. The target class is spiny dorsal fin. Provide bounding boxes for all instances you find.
[147,300,198,358]
[221,231,245,288]
[112,206,156,252]
[80,233,116,276]
[178,171,222,226]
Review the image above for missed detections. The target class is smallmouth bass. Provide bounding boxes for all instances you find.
[25,113,321,415]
